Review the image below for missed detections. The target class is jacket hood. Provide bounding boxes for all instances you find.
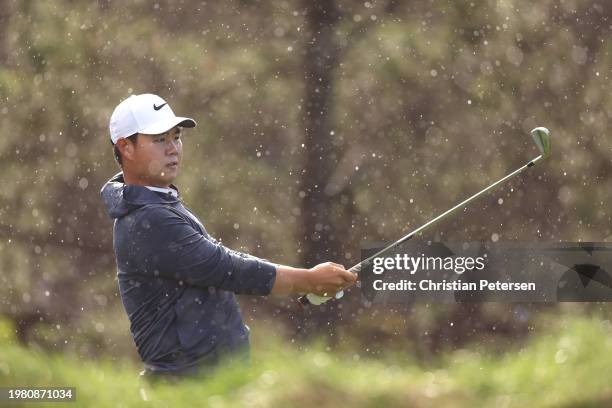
[100,172,181,219]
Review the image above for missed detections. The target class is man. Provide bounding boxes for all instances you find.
[100,93,356,379]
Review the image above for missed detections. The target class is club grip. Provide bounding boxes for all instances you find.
[297,263,361,306]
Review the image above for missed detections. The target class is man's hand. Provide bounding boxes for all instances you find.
[307,262,357,296]
[270,262,357,296]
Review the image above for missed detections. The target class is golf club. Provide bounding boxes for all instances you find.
[299,127,552,306]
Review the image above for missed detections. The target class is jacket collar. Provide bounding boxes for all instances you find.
[109,172,181,205]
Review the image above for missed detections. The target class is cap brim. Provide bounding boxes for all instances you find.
[139,116,197,135]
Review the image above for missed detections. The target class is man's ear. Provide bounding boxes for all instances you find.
[117,138,135,161]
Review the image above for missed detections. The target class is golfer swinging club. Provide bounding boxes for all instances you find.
[100,93,357,379]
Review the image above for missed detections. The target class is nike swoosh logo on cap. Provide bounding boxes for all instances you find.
[153,103,167,111]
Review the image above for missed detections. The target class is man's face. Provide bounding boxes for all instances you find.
[128,126,183,187]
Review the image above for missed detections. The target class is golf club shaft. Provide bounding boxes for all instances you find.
[355,154,543,268]
[299,154,543,305]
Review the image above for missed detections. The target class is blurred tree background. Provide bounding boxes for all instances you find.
[0,0,611,375]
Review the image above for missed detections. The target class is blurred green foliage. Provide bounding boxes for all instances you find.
[1,315,612,407]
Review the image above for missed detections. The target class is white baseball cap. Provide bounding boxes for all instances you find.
[109,93,196,144]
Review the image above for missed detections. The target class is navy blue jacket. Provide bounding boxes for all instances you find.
[100,173,277,373]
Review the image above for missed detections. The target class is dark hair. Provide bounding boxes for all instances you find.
[112,133,139,167]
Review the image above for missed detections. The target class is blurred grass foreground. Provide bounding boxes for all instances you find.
[1,316,611,408]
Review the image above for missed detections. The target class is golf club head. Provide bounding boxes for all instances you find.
[531,127,551,158]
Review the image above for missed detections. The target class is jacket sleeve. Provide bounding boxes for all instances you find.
[126,206,277,295]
